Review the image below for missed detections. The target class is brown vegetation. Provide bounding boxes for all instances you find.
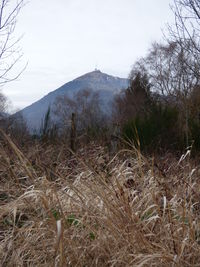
[1,134,200,266]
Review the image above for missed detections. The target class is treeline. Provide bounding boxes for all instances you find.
[115,0,200,153]
[114,40,200,153]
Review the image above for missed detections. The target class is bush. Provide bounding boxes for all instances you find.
[189,119,200,152]
[122,104,180,151]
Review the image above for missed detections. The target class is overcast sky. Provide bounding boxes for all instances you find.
[3,0,174,110]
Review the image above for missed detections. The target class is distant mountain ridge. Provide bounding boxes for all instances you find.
[19,70,129,131]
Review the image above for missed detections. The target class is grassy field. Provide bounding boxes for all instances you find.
[1,134,200,266]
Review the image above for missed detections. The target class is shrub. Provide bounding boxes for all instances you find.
[189,119,200,152]
[122,104,180,151]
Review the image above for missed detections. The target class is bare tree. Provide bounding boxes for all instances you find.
[168,0,200,73]
[170,0,200,43]
[0,0,25,85]
[129,41,200,147]
[131,41,199,98]
[0,91,7,113]
[113,72,152,124]
[53,88,105,136]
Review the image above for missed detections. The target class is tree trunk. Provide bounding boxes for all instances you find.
[70,112,76,152]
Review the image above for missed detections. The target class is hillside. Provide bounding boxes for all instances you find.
[19,70,129,131]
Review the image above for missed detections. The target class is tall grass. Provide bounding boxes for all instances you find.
[0,134,200,266]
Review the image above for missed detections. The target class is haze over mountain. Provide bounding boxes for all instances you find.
[19,70,129,131]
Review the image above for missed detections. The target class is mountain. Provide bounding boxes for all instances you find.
[0,111,8,119]
[20,70,129,132]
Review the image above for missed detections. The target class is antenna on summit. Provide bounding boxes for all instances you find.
[95,64,99,71]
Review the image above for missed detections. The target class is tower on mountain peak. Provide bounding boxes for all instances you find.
[94,67,101,72]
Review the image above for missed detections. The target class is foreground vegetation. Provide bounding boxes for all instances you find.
[1,133,200,266]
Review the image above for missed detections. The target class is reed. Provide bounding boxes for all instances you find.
[0,135,200,266]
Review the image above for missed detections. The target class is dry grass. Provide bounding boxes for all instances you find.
[0,135,200,266]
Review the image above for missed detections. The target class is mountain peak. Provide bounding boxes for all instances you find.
[75,69,124,82]
[94,68,101,73]
[20,70,129,131]
[75,69,104,80]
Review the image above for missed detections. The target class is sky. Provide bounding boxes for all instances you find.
[2,0,174,110]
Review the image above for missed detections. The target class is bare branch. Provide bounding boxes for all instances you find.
[0,0,26,85]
